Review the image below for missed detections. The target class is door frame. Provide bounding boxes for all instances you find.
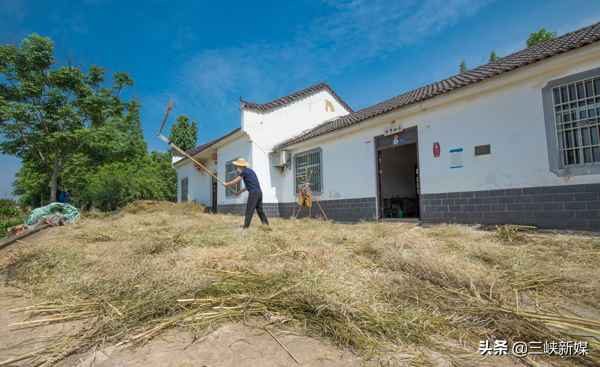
[374,127,420,220]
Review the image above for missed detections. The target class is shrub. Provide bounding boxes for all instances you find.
[0,198,19,220]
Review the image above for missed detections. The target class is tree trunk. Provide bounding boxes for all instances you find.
[41,188,43,207]
[50,152,60,203]
[50,168,59,203]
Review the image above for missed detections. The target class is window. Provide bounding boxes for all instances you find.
[294,149,322,194]
[542,68,600,177]
[551,76,600,167]
[181,178,188,202]
[225,160,241,197]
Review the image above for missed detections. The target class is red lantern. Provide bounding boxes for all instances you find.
[194,160,205,171]
[433,142,440,158]
[211,153,217,164]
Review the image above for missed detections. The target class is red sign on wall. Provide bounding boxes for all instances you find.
[433,142,440,157]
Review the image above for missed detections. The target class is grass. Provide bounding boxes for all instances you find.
[80,209,114,219]
[1,200,599,366]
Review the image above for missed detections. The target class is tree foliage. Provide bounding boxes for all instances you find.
[55,104,176,210]
[11,159,51,208]
[489,50,500,62]
[8,57,178,211]
[459,58,468,74]
[0,34,136,203]
[168,114,198,152]
[13,132,177,211]
[148,150,177,203]
[0,198,19,220]
[526,29,557,47]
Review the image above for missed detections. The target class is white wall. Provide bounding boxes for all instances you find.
[276,42,600,203]
[275,128,378,203]
[250,142,281,202]
[172,156,184,166]
[175,89,351,206]
[176,158,216,206]
[175,135,252,207]
[214,135,253,206]
[416,51,600,194]
[176,162,192,204]
[242,90,351,152]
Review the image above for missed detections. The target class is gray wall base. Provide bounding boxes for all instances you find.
[421,183,600,230]
[217,197,377,222]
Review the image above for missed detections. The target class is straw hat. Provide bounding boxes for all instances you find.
[232,158,250,167]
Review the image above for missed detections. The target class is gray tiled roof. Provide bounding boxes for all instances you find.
[171,128,242,158]
[239,82,354,113]
[274,21,600,150]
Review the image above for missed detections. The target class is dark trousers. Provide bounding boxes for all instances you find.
[245,192,269,228]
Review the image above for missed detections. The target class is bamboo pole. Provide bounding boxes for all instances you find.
[309,190,328,221]
[156,101,236,194]
[158,100,174,135]
[158,134,236,194]
[306,170,313,218]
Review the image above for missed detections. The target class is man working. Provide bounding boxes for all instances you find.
[222,158,269,229]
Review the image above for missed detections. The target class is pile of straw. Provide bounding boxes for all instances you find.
[1,200,599,366]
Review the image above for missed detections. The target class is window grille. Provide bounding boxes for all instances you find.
[181,178,188,202]
[225,161,241,196]
[295,151,321,193]
[552,76,600,167]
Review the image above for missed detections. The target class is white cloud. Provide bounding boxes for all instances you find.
[155,0,492,113]
[172,25,195,50]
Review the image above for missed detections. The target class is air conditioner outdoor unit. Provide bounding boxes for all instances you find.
[273,151,290,169]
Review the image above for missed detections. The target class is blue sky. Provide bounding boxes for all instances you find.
[1,0,599,199]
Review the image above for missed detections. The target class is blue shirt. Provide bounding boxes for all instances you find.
[239,168,262,194]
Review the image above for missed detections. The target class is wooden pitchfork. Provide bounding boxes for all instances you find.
[156,101,237,194]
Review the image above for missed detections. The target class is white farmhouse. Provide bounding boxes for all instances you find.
[173,21,600,230]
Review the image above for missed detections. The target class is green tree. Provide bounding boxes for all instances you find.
[11,159,51,208]
[459,58,468,74]
[149,150,171,164]
[168,115,198,152]
[54,101,178,210]
[0,34,136,203]
[150,150,177,202]
[76,159,169,211]
[489,50,500,62]
[0,198,19,220]
[526,29,557,47]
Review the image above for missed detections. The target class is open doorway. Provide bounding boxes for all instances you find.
[211,172,218,213]
[376,129,420,219]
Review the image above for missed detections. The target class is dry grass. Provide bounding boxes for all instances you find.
[1,200,599,366]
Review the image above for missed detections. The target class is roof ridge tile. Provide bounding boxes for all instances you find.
[240,82,353,113]
[274,20,600,150]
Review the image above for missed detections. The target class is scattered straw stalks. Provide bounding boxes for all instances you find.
[495,224,537,244]
[1,201,599,366]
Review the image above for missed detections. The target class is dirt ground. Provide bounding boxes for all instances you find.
[1,230,366,367]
